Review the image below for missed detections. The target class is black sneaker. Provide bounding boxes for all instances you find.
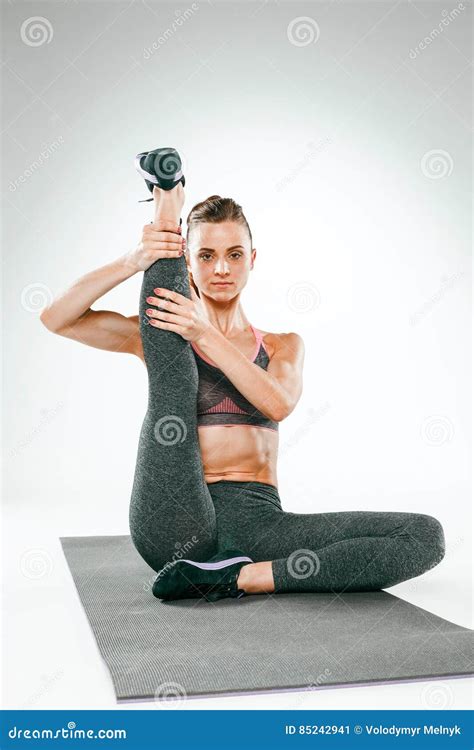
[152,548,254,602]
[135,146,185,202]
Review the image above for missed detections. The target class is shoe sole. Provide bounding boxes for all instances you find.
[135,147,185,192]
[153,555,253,600]
[178,555,253,570]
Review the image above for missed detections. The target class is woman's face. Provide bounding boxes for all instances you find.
[186,221,256,300]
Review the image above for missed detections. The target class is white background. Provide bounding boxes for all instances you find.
[2,0,472,709]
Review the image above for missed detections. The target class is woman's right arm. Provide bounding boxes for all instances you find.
[39,219,183,357]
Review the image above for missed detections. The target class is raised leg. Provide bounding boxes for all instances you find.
[129,186,218,573]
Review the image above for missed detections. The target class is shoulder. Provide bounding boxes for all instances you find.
[260,330,304,361]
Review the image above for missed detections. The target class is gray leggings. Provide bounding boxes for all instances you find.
[129,254,446,593]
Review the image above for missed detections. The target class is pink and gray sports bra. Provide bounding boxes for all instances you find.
[190,325,279,432]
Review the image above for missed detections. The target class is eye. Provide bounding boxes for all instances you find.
[198,252,243,261]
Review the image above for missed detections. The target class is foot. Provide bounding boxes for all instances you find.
[152,548,254,602]
[135,146,185,202]
[153,182,185,224]
[236,560,276,594]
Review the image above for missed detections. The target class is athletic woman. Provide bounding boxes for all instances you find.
[41,150,446,603]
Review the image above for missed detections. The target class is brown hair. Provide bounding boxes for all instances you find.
[185,196,253,298]
[185,195,252,246]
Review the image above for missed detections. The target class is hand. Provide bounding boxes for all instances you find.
[144,286,212,343]
[124,220,185,272]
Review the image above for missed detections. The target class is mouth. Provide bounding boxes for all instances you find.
[212,282,233,287]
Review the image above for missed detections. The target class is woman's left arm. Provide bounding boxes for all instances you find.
[197,328,305,422]
[144,287,305,422]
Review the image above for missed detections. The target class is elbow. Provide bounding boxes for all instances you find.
[271,411,286,423]
[271,393,301,422]
[39,308,62,334]
[272,409,289,423]
[261,384,300,423]
[39,309,53,330]
[270,400,293,423]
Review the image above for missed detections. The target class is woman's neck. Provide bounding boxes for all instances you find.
[200,294,250,337]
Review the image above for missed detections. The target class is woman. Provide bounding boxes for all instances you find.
[40,151,446,604]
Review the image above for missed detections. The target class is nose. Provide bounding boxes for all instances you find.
[214,258,230,276]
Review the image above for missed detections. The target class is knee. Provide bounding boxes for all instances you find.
[414,513,446,568]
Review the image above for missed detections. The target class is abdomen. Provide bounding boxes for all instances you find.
[198,424,279,485]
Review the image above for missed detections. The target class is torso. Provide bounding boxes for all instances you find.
[132,319,280,488]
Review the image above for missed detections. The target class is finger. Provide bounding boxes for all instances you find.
[152,240,183,250]
[146,310,190,326]
[163,231,185,243]
[149,230,182,242]
[151,287,189,304]
[154,250,183,259]
[145,296,183,312]
[148,219,181,233]
[145,304,189,321]
[142,226,183,242]
[148,242,183,254]
[164,251,184,258]
[148,240,182,251]
[153,233,184,244]
[148,318,185,334]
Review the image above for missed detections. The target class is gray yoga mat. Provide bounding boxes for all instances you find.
[60,534,474,703]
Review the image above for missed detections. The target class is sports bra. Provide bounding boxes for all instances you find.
[190,325,279,432]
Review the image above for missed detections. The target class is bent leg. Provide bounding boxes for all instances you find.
[268,509,446,593]
[209,483,445,593]
[129,193,217,572]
